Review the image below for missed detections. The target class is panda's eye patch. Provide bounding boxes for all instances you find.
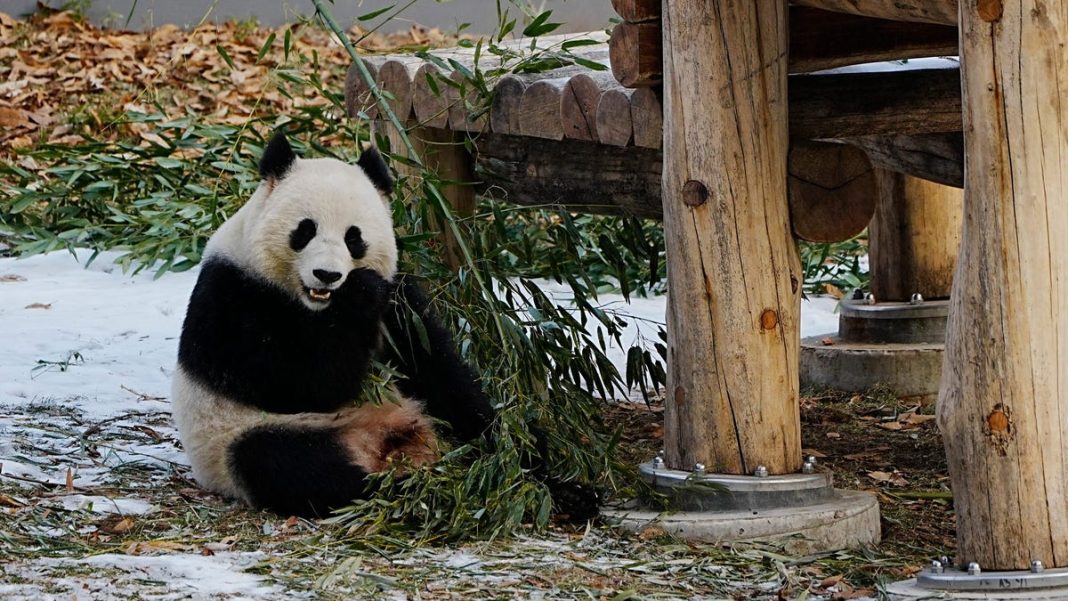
[289,218,317,252]
[345,226,368,259]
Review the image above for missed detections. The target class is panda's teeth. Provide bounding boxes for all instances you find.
[306,288,332,302]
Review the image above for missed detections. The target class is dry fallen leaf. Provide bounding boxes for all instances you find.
[0,274,26,282]
[877,421,904,431]
[826,432,841,439]
[820,337,836,346]
[801,448,827,458]
[24,302,51,310]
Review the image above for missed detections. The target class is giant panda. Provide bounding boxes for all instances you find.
[172,132,597,520]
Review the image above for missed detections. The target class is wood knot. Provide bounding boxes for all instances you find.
[682,180,709,207]
[977,0,1003,22]
[760,309,778,331]
[673,386,687,406]
[987,407,1010,432]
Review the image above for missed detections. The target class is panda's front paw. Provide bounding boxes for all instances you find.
[342,268,391,308]
[545,478,600,523]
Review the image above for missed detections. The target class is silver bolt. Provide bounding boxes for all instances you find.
[755,465,769,478]
[806,455,817,466]
[910,292,924,305]
[657,449,665,458]
[967,562,981,576]
[1031,559,1045,573]
[652,456,665,469]
[940,556,951,569]
[802,461,814,474]
[929,560,944,574]
[692,463,706,475]
[865,292,876,305]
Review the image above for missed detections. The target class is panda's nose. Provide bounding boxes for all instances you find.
[313,269,342,285]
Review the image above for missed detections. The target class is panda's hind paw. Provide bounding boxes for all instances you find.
[545,478,601,523]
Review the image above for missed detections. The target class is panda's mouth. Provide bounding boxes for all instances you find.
[303,287,333,303]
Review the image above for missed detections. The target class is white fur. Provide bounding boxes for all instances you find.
[172,367,436,501]
[207,156,397,309]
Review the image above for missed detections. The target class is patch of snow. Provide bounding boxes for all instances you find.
[815,56,959,75]
[45,494,157,515]
[1,552,285,601]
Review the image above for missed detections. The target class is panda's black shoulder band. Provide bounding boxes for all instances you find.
[356,146,393,195]
[260,132,297,180]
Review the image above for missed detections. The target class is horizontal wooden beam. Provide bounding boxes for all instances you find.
[791,0,958,25]
[840,133,963,188]
[789,7,958,73]
[607,6,958,88]
[790,67,961,139]
[471,133,958,229]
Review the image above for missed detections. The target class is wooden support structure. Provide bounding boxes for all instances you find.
[792,0,957,25]
[660,0,800,474]
[607,4,958,89]
[938,0,1068,571]
[787,141,877,243]
[868,170,962,302]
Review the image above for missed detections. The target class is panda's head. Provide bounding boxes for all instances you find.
[235,132,397,311]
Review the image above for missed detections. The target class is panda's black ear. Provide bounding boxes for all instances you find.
[260,132,297,182]
[356,146,394,195]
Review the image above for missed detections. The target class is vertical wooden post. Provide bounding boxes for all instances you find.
[661,0,801,475]
[383,125,476,270]
[939,0,1068,570]
[869,170,963,302]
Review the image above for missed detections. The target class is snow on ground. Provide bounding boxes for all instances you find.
[0,250,843,598]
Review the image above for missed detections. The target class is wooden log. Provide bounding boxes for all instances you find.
[375,58,421,123]
[344,59,380,120]
[411,63,451,128]
[447,70,489,132]
[476,133,663,218]
[842,133,963,188]
[787,141,877,243]
[476,133,925,243]
[562,71,622,141]
[630,87,662,149]
[608,7,958,87]
[792,0,957,25]
[596,88,635,146]
[383,124,476,269]
[868,170,961,302]
[789,67,961,139]
[609,22,662,88]
[789,7,958,73]
[661,0,800,474]
[611,0,660,22]
[938,0,1068,571]
[517,78,570,140]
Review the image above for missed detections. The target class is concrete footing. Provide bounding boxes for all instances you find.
[800,298,949,399]
[800,336,944,399]
[605,490,880,555]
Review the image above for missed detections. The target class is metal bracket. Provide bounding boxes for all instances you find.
[918,563,1068,591]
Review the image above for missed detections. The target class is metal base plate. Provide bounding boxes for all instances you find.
[639,462,835,511]
[918,566,1068,592]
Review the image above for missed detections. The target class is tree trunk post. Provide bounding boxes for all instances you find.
[869,170,963,302]
[382,124,476,270]
[938,0,1068,570]
[661,0,802,475]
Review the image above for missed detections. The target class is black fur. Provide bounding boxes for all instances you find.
[289,218,317,251]
[177,257,391,414]
[345,226,368,259]
[380,276,601,522]
[230,425,370,517]
[356,146,393,194]
[380,275,496,442]
[260,133,296,181]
